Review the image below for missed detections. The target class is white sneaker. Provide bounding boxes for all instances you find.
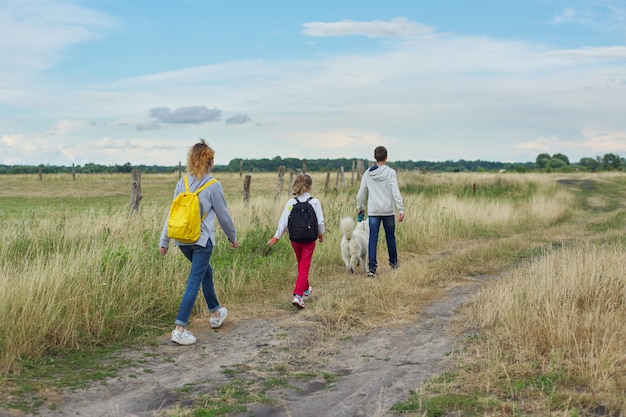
[210,307,228,328]
[171,329,196,345]
[292,295,306,309]
[302,286,313,301]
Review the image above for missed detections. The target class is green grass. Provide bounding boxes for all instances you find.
[391,390,498,417]
[401,176,539,201]
[2,345,153,412]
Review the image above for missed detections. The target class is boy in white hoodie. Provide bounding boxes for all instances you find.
[356,146,405,276]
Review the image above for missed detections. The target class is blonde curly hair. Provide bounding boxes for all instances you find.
[187,139,215,179]
[292,173,312,195]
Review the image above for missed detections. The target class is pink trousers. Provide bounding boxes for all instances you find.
[290,240,316,296]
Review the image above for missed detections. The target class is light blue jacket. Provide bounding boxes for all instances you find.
[160,174,237,248]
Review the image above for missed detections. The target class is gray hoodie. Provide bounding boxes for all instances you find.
[160,174,237,248]
[356,164,405,217]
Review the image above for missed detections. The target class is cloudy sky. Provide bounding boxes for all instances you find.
[1,0,626,166]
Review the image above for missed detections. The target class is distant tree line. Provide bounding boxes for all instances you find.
[535,152,625,172]
[1,153,624,175]
[0,162,176,175]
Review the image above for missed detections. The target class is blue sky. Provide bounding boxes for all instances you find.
[2,0,626,166]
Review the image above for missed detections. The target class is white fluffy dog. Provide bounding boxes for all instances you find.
[340,216,369,274]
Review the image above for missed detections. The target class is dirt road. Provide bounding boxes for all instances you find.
[25,272,492,417]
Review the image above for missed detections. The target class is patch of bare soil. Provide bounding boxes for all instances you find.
[16,276,493,417]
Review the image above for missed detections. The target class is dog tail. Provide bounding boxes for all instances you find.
[340,216,355,240]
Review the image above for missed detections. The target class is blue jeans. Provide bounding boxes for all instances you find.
[368,215,398,272]
[176,243,220,327]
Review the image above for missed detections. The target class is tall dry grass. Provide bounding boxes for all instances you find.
[0,173,570,371]
[0,205,185,373]
[0,172,624,412]
[457,240,626,413]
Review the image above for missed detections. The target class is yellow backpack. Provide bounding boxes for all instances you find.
[167,176,217,243]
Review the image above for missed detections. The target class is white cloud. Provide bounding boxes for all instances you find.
[550,5,626,35]
[302,17,435,39]
[0,0,117,76]
[0,133,72,165]
[515,136,564,153]
[53,119,87,136]
[515,128,626,161]
[580,128,626,153]
[1,133,22,147]
[149,106,221,124]
[540,46,626,59]
[552,8,578,24]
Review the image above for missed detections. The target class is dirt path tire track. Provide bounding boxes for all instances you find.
[245,278,492,417]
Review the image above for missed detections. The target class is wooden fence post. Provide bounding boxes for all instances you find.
[275,166,285,202]
[351,160,355,186]
[72,163,76,180]
[302,159,307,174]
[357,159,365,181]
[339,166,345,189]
[130,169,142,212]
[38,165,42,181]
[324,172,330,196]
[243,174,251,205]
[178,162,182,180]
[288,171,295,195]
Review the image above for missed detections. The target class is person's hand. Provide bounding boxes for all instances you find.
[267,237,279,246]
[159,246,168,256]
[398,212,405,223]
[318,234,324,242]
[229,239,239,248]
[357,210,364,222]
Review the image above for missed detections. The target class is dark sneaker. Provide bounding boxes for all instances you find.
[367,270,376,277]
[390,262,400,270]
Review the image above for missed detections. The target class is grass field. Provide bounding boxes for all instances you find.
[1,170,625,415]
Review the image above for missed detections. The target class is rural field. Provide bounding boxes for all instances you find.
[0,170,625,416]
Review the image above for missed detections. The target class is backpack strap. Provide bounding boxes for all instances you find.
[293,196,314,204]
[183,175,217,195]
[185,176,218,221]
[194,178,217,195]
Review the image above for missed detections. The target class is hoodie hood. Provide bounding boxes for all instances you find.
[367,164,392,182]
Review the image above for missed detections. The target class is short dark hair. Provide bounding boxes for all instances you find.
[374,146,387,162]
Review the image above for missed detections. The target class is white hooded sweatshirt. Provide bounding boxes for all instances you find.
[356,164,405,217]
